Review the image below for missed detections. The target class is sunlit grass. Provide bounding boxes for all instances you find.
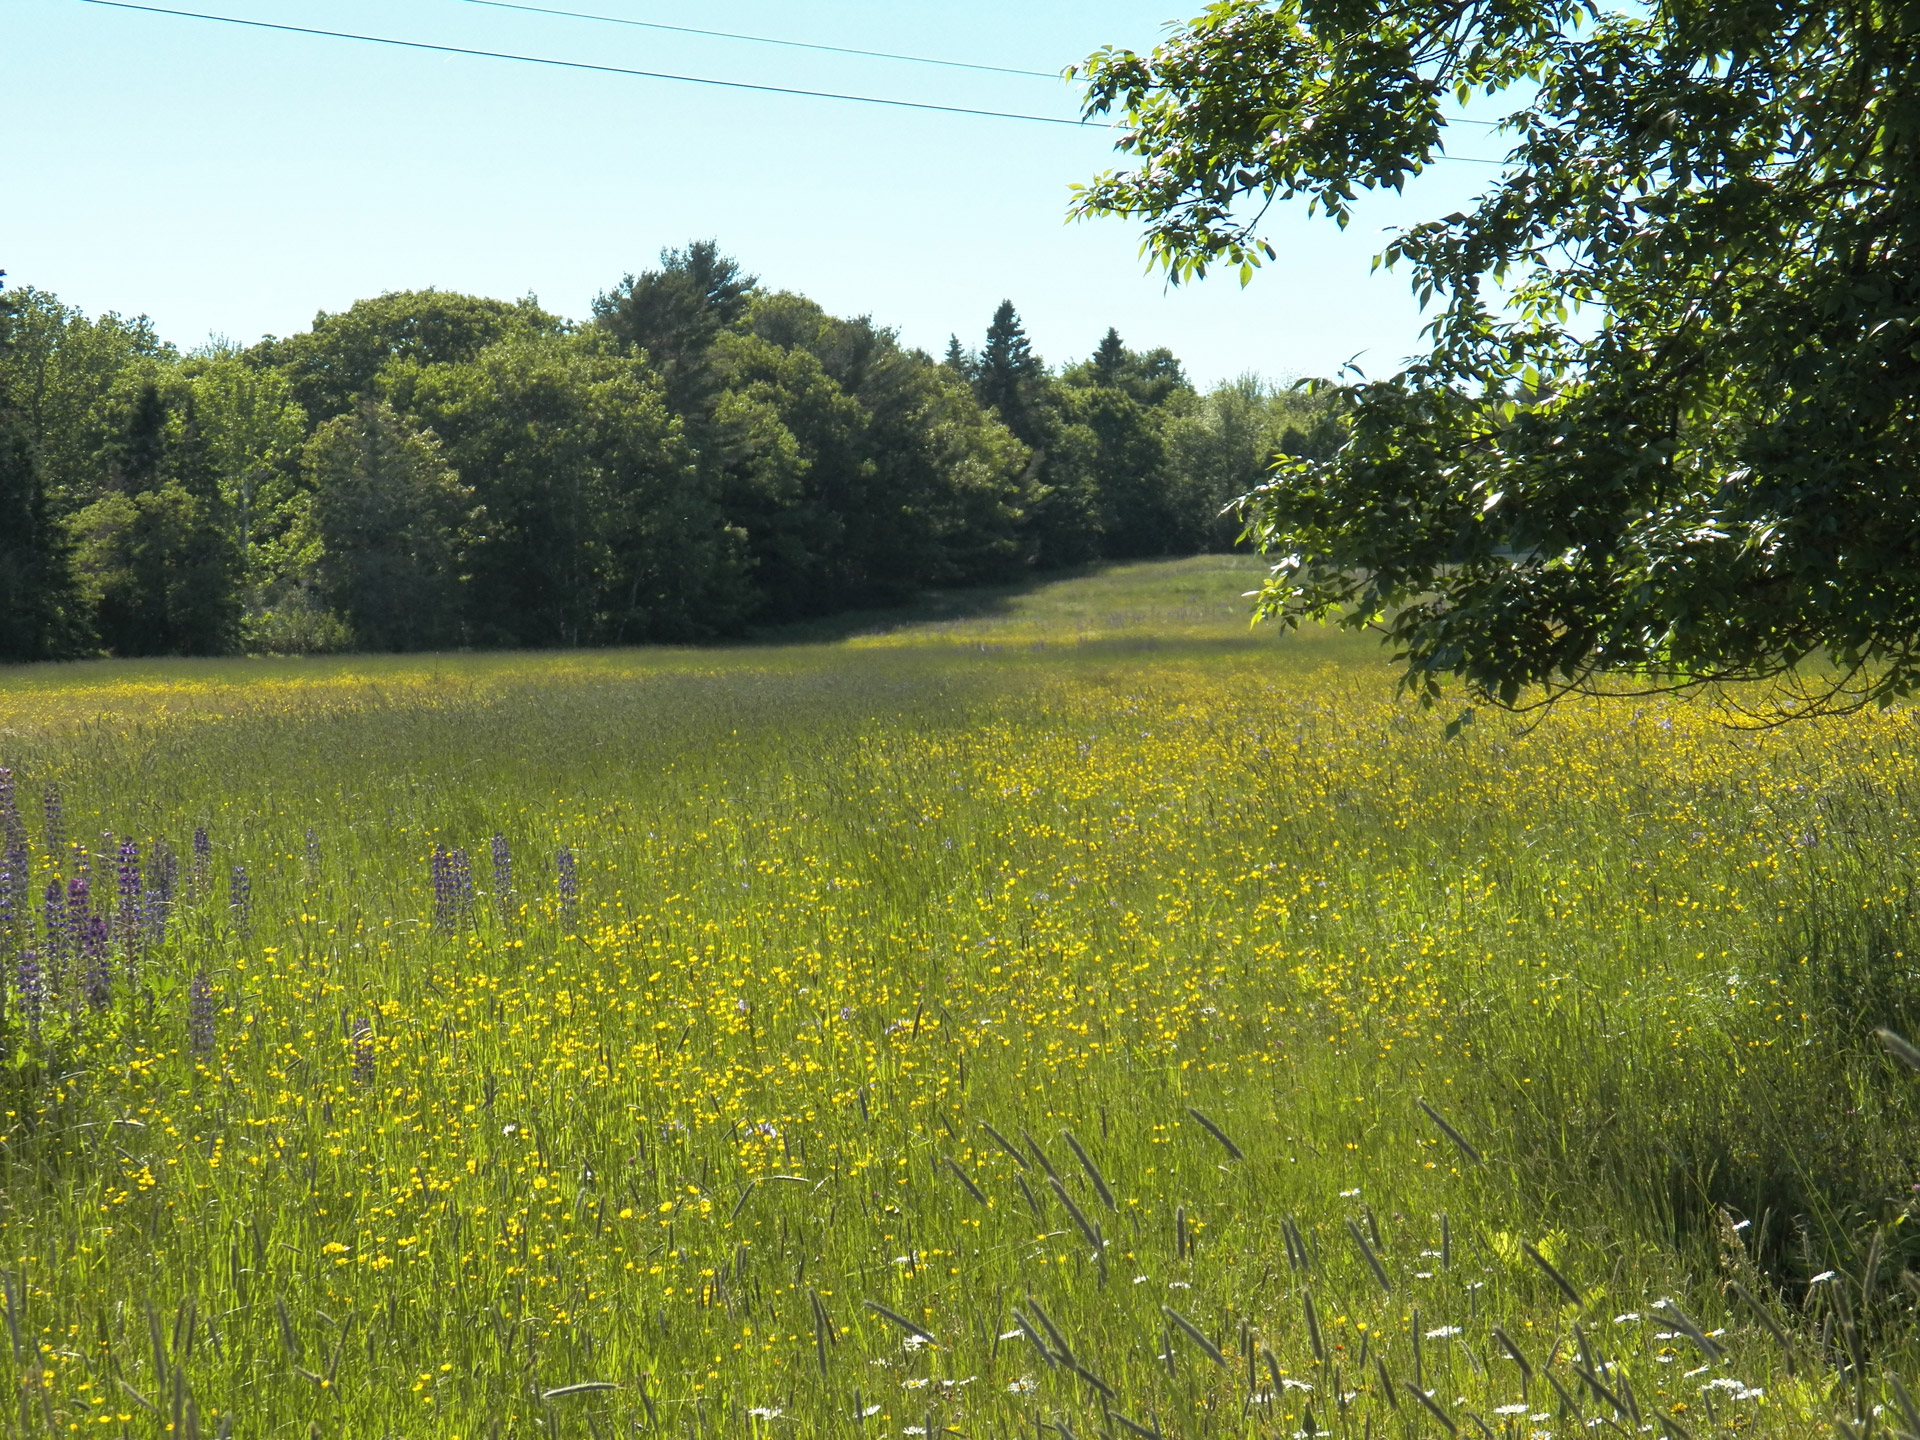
[0,557,1913,1437]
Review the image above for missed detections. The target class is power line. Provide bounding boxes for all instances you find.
[73,0,1099,127]
[447,0,1062,80]
[72,0,1519,162]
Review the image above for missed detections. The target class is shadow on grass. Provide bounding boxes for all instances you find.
[737,567,1107,647]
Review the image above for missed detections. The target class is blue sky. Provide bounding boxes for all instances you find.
[5,0,1508,386]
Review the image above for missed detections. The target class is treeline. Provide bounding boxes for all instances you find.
[0,244,1339,660]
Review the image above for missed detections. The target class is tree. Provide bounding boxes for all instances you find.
[941,335,974,381]
[252,291,560,424]
[1164,375,1342,549]
[307,400,471,651]
[593,241,758,417]
[414,333,748,647]
[973,301,1046,448]
[1075,0,1920,716]
[0,278,86,661]
[68,372,242,656]
[0,286,172,516]
[183,356,316,644]
[727,293,1028,610]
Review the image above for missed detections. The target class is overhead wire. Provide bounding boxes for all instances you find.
[73,0,1520,162]
[73,0,1100,127]
[445,0,1063,80]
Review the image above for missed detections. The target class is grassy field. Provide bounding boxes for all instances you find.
[2,554,1917,1438]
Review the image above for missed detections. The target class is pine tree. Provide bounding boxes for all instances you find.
[592,240,757,417]
[974,301,1044,446]
[1091,327,1127,386]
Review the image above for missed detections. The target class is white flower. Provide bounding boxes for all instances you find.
[1809,1270,1837,1284]
[1339,1188,1361,1197]
[747,1407,784,1420]
[1167,1280,1191,1290]
[1612,1313,1640,1324]
[1282,1378,1313,1393]
[998,1330,1023,1340]
[903,1379,930,1390]
[1424,1326,1462,1339]
[902,1334,930,1351]
[1006,1378,1036,1394]
[1132,1275,1150,1284]
[862,1405,883,1417]
[1495,1404,1528,1416]
[904,1428,927,1435]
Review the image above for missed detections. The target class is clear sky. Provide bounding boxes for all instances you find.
[4,0,1508,386]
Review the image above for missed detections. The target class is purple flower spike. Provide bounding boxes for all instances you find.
[41,787,64,861]
[115,837,141,954]
[491,833,512,898]
[229,866,252,939]
[431,846,454,932]
[41,879,65,982]
[187,970,215,1055]
[16,951,43,1040]
[450,849,475,924]
[0,770,26,933]
[191,827,211,899]
[349,1016,374,1085]
[557,847,579,932]
[83,918,111,1013]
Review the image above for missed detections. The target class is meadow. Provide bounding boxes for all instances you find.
[2,555,1918,1439]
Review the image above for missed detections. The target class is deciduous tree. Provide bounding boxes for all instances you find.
[1076,0,1920,716]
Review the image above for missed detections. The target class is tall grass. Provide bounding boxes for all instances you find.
[0,554,1913,1437]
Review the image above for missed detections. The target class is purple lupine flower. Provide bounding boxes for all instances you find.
[0,770,26,933]
[187,969,215,1055]
[41,787,64,862]
[349,1015,374,1085]
[430,845,454,932]
[16,951,42,1041]
[145,840,177,950]
[491,833,512,899]
[229,866,252,939]
[0,867,12,958]
[82,916,111,1012]
[3,826,26,943]
[449,848,475,926]
[556,847,579,931]
[41,879,65,994]
[190,826,211,899]
[114,837,141,954]
[66,875,90,968]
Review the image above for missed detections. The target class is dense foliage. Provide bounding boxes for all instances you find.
[0,250,1336,659]
[1074,0,1920,717]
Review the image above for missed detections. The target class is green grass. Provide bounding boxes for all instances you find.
[0,554,1915,1438]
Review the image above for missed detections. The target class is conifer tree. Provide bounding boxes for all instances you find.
[973,301,1044,446]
